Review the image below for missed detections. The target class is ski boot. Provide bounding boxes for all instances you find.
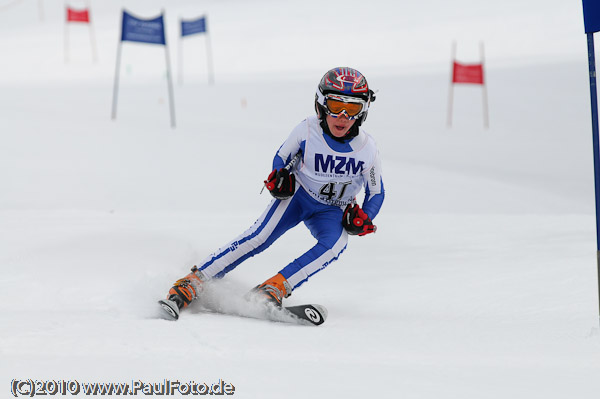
[247,273,292,307]
[158,266,206,320]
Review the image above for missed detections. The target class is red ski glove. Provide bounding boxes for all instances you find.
[264,168,295,199]
[342,204,377,236]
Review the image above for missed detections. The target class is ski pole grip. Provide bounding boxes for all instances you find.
[263,150,302,194]
[284,150,302,171]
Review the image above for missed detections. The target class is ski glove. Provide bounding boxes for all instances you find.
[342,204,377,236]
[265,168,296,199]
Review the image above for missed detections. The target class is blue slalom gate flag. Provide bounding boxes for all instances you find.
[113,9,176,128]
[121,10,166,45]
[181,16,207,37]
[583,0,600,33]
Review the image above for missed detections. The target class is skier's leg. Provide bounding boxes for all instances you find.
[197,195,304,279]
[275,205,348,292]
[163,189,307,312]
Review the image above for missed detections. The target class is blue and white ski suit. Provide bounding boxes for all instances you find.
[198,115,385,291]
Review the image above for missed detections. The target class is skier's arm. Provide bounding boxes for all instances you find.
[272,120,307,170]
[362,181,385,219]
[272,153,286,171]
[265,120,307,199]
[361,153,385,219]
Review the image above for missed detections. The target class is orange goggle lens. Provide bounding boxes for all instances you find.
[325,98,363,117]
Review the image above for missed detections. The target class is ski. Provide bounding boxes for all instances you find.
[158,298,181,320]
[157,299,327,326]
[283,304,327,326]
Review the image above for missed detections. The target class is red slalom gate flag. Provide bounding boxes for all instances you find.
[67,8,90,23]
[452,62,484,84]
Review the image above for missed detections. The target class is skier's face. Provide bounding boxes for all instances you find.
[326,114,356,138]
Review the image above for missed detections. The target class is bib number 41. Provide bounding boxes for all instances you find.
[319,181,351,201]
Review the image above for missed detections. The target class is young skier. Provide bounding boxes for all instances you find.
[160,67,385,320]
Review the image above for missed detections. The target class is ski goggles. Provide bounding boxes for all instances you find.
[324,95,367,119]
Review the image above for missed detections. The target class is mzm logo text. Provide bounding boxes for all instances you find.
[314,154,364,175]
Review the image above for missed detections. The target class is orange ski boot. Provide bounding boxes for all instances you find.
[159,266,206,320]
[248,273,292,307]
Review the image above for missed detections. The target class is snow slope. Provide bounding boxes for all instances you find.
[1,0,599,398]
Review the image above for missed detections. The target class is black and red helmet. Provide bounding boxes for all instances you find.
[315,67,376,126]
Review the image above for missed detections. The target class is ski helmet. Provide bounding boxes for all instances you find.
[315,67,376,126]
